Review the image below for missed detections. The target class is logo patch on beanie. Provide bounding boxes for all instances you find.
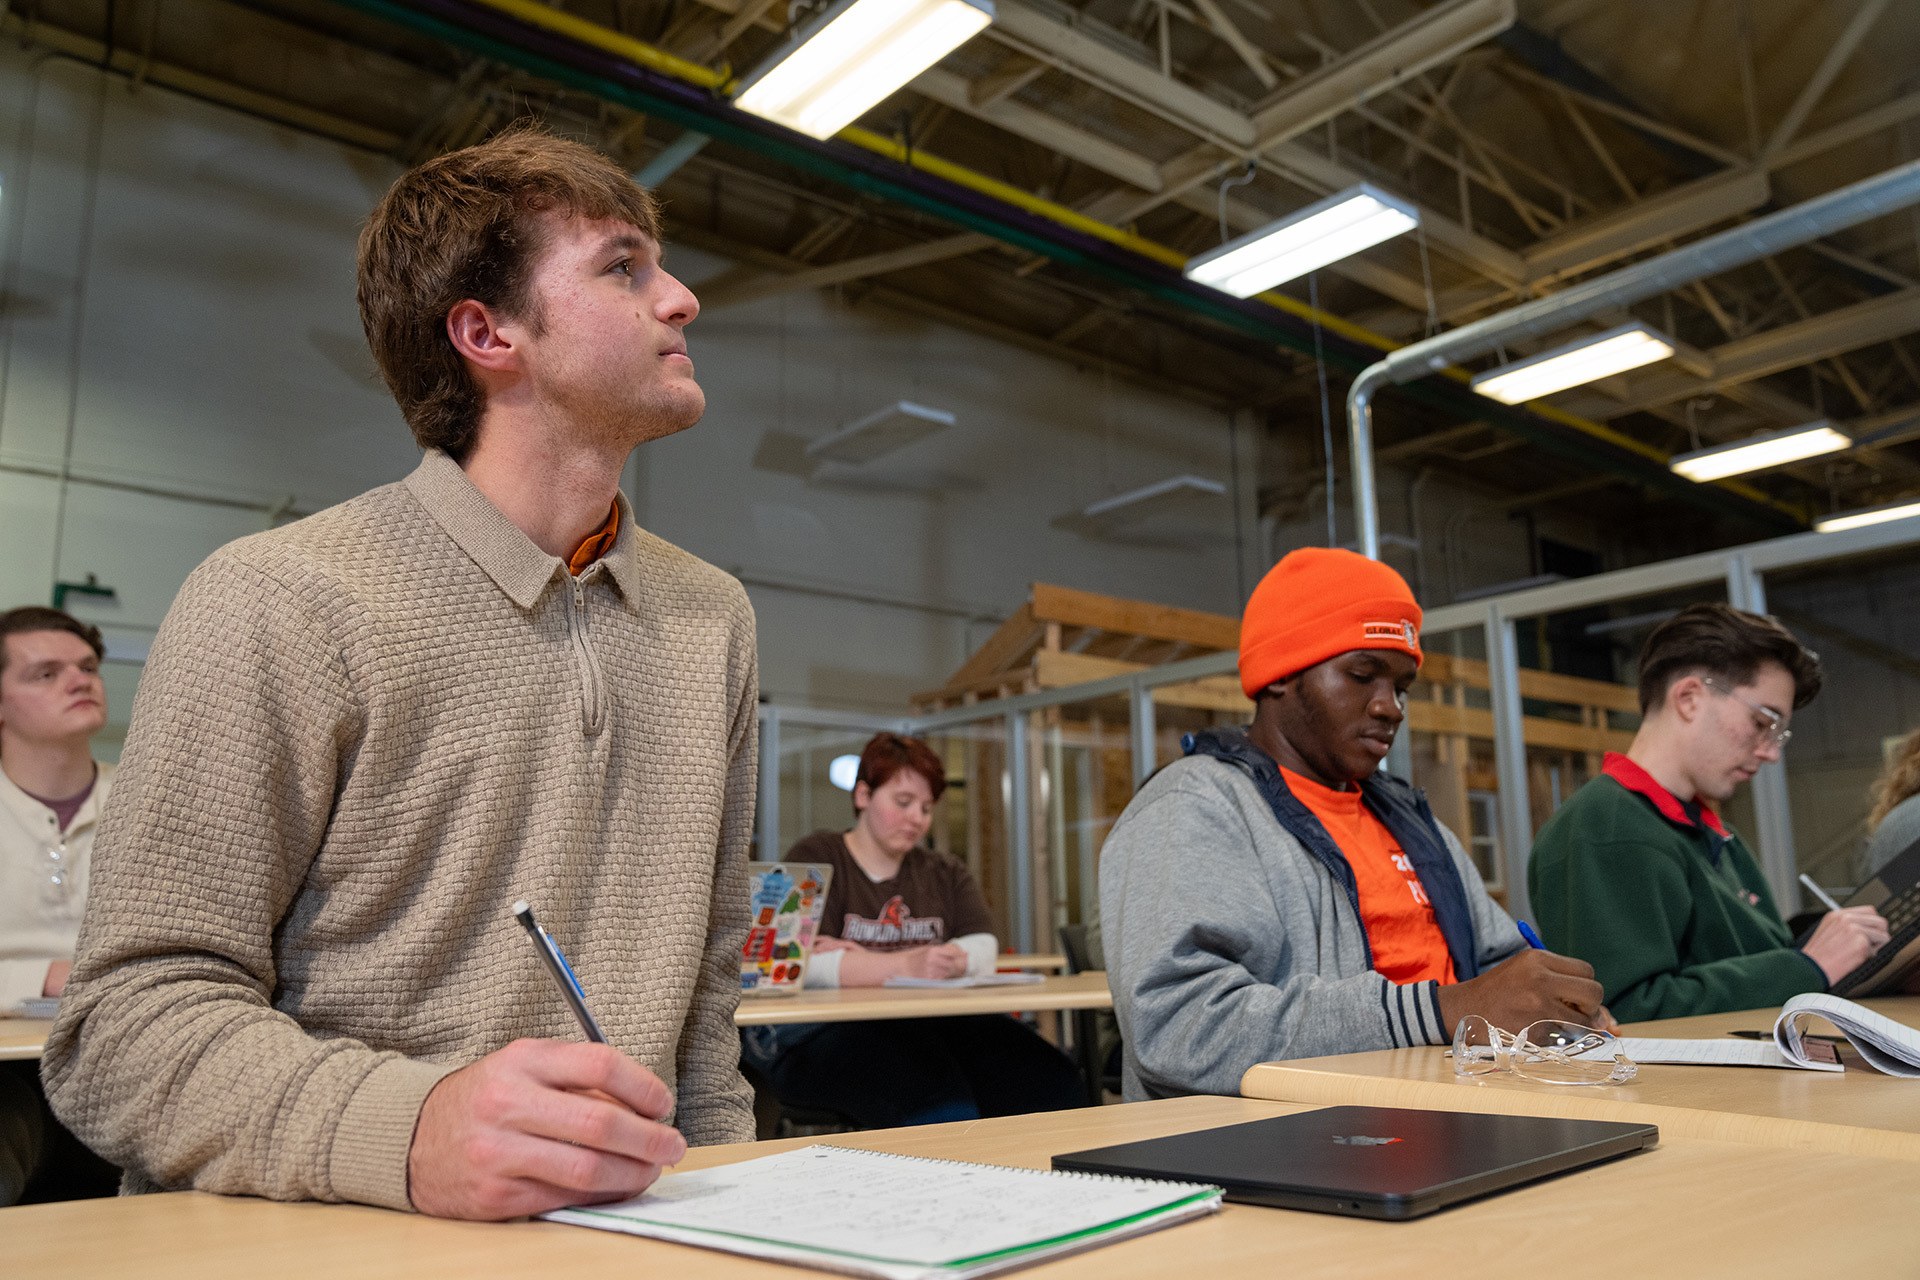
[1363,619,1420,648]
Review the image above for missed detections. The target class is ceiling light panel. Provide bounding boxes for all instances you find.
[734,0,995,140]
[1669,421,1852,483]
[1470,322,1675,405]
[1183,184,1420,299]
[1815,498,1920,533]
[805,400,956,465]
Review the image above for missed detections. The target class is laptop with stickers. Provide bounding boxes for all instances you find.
[739,862,833,996]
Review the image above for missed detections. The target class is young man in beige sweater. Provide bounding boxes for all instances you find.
[43,127,759,1220]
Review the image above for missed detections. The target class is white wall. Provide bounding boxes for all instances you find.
[0,50,1256,756]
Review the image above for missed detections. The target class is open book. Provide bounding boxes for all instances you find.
[1615,992,1920,1075]
[882,972,1047,989]
[543,1145,1220,1280]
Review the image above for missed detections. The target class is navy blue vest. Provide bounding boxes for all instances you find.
[1183,727,1485,979]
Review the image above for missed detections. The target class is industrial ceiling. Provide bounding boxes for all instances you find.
[17,0,1920,555]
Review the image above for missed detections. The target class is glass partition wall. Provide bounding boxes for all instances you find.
[760,515,1920,950]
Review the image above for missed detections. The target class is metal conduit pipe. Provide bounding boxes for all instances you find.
[1348,156,1920,559]
[352,0,1802,534]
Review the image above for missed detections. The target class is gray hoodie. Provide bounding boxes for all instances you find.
[1100,745,1522,1100]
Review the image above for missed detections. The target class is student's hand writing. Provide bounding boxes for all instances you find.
[407,1038,685,1220]
[901,943,969,981]
[812,937,862,954]
[1800,905,1890,984]
[1434,948,1607,1036]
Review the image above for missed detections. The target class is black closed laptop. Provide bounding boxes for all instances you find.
[1052,1105,1657,1220]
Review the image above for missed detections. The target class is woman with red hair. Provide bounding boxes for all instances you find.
[742,732,1083,1127]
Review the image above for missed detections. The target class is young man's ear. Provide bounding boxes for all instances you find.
[445,299,520,374]
[1665,673,1707,723]
[852,780,871,813]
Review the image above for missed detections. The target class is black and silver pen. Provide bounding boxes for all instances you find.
[512,899,607,1043]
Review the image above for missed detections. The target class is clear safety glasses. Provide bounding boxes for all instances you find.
[1451,1015,1638,1086]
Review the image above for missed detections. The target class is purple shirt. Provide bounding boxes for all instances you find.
[24,772,95,833]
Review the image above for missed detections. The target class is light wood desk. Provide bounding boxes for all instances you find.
[733,971,1111,1026]
[1616,996,1920,1039]
[8,1094,1917,1278]
[0,1017,51,1062]
[0,979,1112,1057]
[1241,996,1920,1160]
[999,953,1068,972]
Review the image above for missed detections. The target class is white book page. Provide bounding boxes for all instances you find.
[882,973,1046,988]
[1613,1037,1840,1071]
[1776,992,1920,1077]
[544,1146,1217,1277]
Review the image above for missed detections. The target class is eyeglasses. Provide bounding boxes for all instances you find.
[1700,677,1792,748]
[1451,1016,1638,1087]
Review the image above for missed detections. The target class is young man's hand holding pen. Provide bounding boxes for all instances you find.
[405,902,686,1221]
[407,1037,686,1220]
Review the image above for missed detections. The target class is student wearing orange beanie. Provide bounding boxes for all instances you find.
[1099,548,1610,1101]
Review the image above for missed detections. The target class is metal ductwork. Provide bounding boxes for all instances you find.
[1347,157,1920,558]
[334,0,1811,537]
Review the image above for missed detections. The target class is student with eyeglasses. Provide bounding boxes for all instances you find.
[1530,602,1889,1022]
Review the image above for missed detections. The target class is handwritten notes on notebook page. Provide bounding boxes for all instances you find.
[543,1144,1221,1280]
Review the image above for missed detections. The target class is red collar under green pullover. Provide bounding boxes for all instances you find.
[1528,752,1826,1022]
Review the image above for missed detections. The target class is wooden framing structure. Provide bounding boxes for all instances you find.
[914,582,1245,713]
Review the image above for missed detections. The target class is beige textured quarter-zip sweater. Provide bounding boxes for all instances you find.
[43,450,758,1210]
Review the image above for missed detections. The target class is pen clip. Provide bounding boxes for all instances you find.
[513,900,609,1044]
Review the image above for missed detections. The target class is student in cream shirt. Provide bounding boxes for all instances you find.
[0,607,113,1010]
[1,606,113,1205]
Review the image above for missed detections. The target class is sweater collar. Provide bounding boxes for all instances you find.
[403,450,640,611]
[1602,751,1727,837]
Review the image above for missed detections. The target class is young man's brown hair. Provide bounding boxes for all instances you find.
[0,607,104,675]
[356,122,662,460]
[1635,602,1822,714]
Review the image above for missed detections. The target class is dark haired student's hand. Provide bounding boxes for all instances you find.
[407,1038,684,1221]
[1801,906,1890,984]
[1435,948,1608,1037]
[901,943,969,981]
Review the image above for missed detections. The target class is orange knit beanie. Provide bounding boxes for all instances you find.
[1238,547,1423,697]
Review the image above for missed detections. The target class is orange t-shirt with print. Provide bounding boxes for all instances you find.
[1279,766,1456,985]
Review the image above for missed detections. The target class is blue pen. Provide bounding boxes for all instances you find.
[513,900,608,1043]
[1516,920,1546,950]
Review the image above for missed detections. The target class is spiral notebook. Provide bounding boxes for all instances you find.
[542,1145,1222,1279]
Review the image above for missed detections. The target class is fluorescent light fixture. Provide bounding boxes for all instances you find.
[1669,420,1852,482]
[1815,497,1920,533]
[1471,322,1676,405]
[805,400,955,465]
[828,754,861,791]
[1183,183,1419,298]
[1081,474,1227,522]
[1054,474,1229,543]
[733,0,994,140]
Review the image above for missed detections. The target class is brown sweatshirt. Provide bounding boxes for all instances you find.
[43,451,758,1210]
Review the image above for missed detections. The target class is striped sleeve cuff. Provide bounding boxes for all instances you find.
[1380,980,1450,1048]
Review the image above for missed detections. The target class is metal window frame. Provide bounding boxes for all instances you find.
[750,513,1920,928]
